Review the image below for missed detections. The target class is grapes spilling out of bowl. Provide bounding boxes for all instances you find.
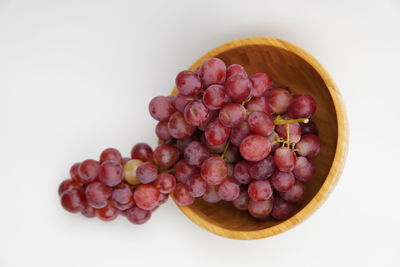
[58,57,320,224]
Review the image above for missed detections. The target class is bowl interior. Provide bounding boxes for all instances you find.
[182,43,338,232]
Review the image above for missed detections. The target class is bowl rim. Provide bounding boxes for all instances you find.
[172,37,348,240]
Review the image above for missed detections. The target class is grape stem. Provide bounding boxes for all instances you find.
[220,140,230,160]
[273,115,309,125]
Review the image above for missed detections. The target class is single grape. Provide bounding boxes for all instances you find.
[158,193,169,205]
[85,182,112,209]
[217,178,240,201]
[202,185,221,203]
[226,64,247,78]
[126,206,152,224]
[168,112,196,139]
[153,143,180,169]
[248,198,273,219]
[205,118,230,146]
[70,162,85,185]
[154,173,176,194]
[293,156,315,182]
[199,57,227,87]
[131,143,153,162]
[96,202,119,221]
[99,148,122,164]
[58,179,78,196]
[274,147,296,172]
[184,141,209,167]
[267,88,293,114]
[233,160,252,184]
[295,134,321,158]
[60,188,85,213]
[174,93,195,112]
[288,94,317,118]
[134,184,160,210]
[184,100,209,126]
[173,183,195,206]
[247,111,275,137]
[200,156,228,185]
[202,84,228,110]
[225,74,251,102]
[275,118,301,143]
[156,121,172,140]
[248,180,273,202]
[112,184,134,210]
[246,96,270,114]
[175,70,202,96]
[187,174,207,197]
[219,103,246,128]
[81,203,96,218]
[248,155,275,180]
[230,121,251,147]
[240,134,271,162]
[174,160,198,183]
[268,131,281,153]
[123,159,142,185]
[271,171,295,192]
[99,160,124,187]
[232,187,249,210]
[271,196,295,220]
[249,73,272,97]
[280,181,305,202]
[300,119,319,136]
[224,145,241,164]
[136,162,158,184]
[78,159,100,183]
[149,96,176,121]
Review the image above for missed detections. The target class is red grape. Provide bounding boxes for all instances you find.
[246,96,270,114]
[174,160,198,183]
[184,100,209,126]
[280,181,305,202]
[200,156,228,185]
[153,143,180,169]
[78,159,100,183]
[271,171,295,192]
[131,143,153,162]
[203,84,228,110]
[268,88,293,114]
[158,193,169,205]
[184,141,209,167]
[232,187,249,210]
[275,118,301,143]
[240,134,271,162]
[187,174,207,197]
[271,196,295,220]
[224,145,241,164]
[233,160,252,184]
[198,109,218,131]
[81,203,96,218]
[274,147,296,172]
[58,179,78,196]
[154,173,176,194]
[112,184,134,210]
[300,119,319,136]
[149,96,176,121]
[250,73,272,97]
[296,134,321,158]
[248,198,273,219]
[202,185,221,203]
[96,202,119,221]
[293,156,315,182]
[70,162,85,185]
[219,103,246,128]
[61,188,85,213]
[173,183,195,206]
[99,160,123,187]
[99,148,122,164]
[205,118,230,146]
[226,74,251,102]
[217,178,240,201]
[247,111,275,137]
[230,121,251,147]
[126,206,152,224]
[136,162,158,184]
[288,94,316,118]
[226,64,247,78]
[174,136,196,153]
[248,180,273,202]
[168,112,196,139]
[175,70,202,96]
[248,155,275,179]
[134,184,160,210]
[203,139,226,154]
[199,57,227,87]
[156,121,172,140]
[85,181,112,209]
[174,93,195,112]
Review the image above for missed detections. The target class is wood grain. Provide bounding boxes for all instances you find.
[171,37,348,240]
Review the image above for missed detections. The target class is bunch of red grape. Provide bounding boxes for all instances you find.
[58,56,321,224]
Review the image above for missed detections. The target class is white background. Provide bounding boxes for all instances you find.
[0,0,399,266]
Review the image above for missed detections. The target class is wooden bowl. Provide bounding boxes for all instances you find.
[171,37,348,240]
